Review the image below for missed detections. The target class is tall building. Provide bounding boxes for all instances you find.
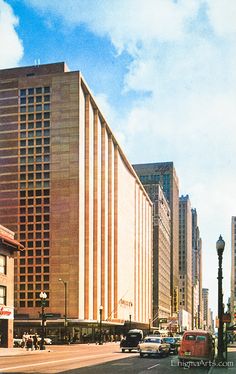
[192,208,203,328]
[0,63,153,339]
[179,195,192,326]
[202,288,209,329]
[133,162,179,316]
[231,216,236,324]
[142,183,171,326]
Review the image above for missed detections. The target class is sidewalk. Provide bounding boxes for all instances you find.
[0,347,50,356]
[209,344,236,374]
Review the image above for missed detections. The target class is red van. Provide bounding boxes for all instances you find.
[178,330,215,363]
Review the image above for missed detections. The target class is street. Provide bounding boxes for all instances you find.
[0,343,210,374]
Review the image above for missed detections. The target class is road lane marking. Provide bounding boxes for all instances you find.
[0,352,113,372]
[147,363,160,370]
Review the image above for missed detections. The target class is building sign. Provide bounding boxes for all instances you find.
[0,306,14,319]
[222,313,231,323]
[119,299,133,308]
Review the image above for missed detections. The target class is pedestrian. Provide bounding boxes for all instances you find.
[33,334,38,350]
[26,336,33,351]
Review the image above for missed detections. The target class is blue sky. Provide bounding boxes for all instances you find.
[1,0,236,318]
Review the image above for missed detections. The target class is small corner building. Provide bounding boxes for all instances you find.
[0,225,24,348]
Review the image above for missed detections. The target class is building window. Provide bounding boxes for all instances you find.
[0,286,6,305]
[0,255,6,274]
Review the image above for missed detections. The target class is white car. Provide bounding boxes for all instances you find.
[139,336,170,358]
[38,337,53,345]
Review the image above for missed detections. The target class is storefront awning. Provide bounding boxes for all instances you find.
[0,234,24,251]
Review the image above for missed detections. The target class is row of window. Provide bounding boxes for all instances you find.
[20,112,50,121]
[20,121,50,130]
[19,283,49,290]
[20,139,50,147]
[19,258,49,265]
[20,129,50,137]
[19,300,49,307]
[20,291,50,299]
[19,223,49,232]
[20,172,50,179]
[19,250,49,257]
[20,87,50,96]
[20,104,50,113]
[19,274,49,282]
[20,95,50,104]
[20,165,50,173]
[19,266,49,274]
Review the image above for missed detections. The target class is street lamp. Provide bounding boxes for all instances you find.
[216,235,225,362]
[99,305,103,345]
[39,291,47,350]
[59,278,68,341]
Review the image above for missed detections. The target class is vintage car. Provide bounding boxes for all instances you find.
[163,337,178,354]
[120,329,143,352]
[178,330,215,363]
[139,336,170,358]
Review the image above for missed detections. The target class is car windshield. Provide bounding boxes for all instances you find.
[144,338,162,343]
[185,334,196,341]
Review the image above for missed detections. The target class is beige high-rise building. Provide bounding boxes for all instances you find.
[139,183,171,326]
[133,162,179,316]
[231,216,236,324]
[202,288,209,329]
[0,63,152,339]
[179,195,192,325]
[192,208,203,328]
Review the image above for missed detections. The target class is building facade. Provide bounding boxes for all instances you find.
[133,162,179,316]
[179,195,192,326]
[0,225,23,347]
[202,288,209,329]
[192,208,203,328]
[141,183,171,326]
[231,216,236,324]
[0,63,152,339]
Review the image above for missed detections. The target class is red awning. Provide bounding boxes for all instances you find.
[0,233,24,251]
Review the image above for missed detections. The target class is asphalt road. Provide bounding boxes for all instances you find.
[0,343,211,374]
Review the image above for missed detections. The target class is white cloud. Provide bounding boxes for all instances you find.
[0,0,23,68]
[207,0,236,36]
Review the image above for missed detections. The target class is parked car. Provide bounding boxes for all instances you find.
[178,330,215,363]
[139,336,170,358]
[163,337,178,354]
[38,337,53,345]
[120,329,143,352]
[13,338,23,348]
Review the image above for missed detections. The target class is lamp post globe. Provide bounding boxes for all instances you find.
[216,235,225,257]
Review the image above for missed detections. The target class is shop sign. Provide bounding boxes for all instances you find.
[0,306,14,319]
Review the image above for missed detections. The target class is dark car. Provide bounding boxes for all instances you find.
[120,329,143,352]
[163,337,178,354]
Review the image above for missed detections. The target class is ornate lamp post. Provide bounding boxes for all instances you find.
[39,291,47,350]
[216,235,225,362]
[59,278,68,340]
[99,305,103,345]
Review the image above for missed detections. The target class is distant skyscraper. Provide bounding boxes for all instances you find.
[133,162,179,316]
[140,183,171,326]
[202,288,209,329]
[192,208,203,328]
[179,195,192,324]
[231,217,236,324]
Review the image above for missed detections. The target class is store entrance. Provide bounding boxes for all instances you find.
[0,319,8,347]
